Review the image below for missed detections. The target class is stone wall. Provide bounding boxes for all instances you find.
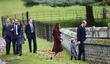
[85,39,110,64]
[61,28,110,64]
[67,27,110,38]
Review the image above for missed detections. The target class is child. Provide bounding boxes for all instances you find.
[70,38,79,60]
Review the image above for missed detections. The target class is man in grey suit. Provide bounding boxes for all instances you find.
[2,18,12,55]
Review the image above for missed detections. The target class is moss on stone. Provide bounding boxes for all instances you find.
[85,39,110,46]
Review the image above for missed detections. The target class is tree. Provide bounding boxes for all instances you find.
[22,0,110,26]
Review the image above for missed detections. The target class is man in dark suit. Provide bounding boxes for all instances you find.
[2,18,12,55]
[77,20,87,61]
[11,19,22,56]
[25,19,37,54]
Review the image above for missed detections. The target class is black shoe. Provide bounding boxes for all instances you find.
[50,57,53,60]
[33,51,37,53]
[83,59,86,61]
[74,57,77,60]
[19,54,22,56]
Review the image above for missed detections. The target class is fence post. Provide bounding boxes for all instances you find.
[1,16,4,37]
[26,11,29,23]
[1,16,4,27]
[50,23,53,42]
[22,13,24,24]
[15,14,16,19]
[107,23,110,37]
[46,23,49,41]
[103,8,106,19]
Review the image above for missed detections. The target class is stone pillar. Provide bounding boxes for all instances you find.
[107,23,110,37]
[91,26,96,38]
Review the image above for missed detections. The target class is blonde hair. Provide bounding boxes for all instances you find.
[82,20,87,24]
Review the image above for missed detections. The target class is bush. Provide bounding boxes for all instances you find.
[94,18,110,27]
[59,19,82,27]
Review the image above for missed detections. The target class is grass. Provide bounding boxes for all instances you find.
[0,0,108,64]
[0,0,110,23]
[2,38,87,64]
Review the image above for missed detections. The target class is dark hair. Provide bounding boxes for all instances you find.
[19,21,23,27]
[53,23,60,32]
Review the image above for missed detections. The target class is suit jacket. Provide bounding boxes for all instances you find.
[11,24,21,40]
[77,25,86,43]
[25,23,36,39]
[2,23,12,38]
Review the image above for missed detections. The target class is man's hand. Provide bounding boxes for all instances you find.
[60,39,63,42]
[60,38,63,42]
[77,41,80,44]
[11,28,14,31]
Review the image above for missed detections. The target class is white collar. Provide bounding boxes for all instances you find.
[29,22,32,24]
[81,24,85,28]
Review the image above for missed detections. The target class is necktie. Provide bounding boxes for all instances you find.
[14,25,18,35]
[31,24,33,33]
[16,25,18,35]
[14,25,16,35]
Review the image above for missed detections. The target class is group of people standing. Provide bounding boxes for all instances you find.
[3,18,37,56]
[3,17,87,61]
[51,21,87,61]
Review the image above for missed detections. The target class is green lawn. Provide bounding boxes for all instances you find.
[0,0,109,64]
[0,0,110,23]
[2,38,87,64]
